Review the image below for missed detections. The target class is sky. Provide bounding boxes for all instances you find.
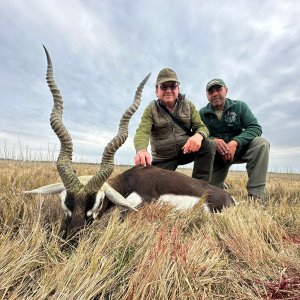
[0,0,300,173]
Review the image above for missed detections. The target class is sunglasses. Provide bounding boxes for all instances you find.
[159,83,179,91]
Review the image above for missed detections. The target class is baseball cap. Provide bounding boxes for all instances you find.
[156,68,179,85]
[206,78,226,91]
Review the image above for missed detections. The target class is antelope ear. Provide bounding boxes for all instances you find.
[23,175,93,195]
[24,182,65,194]
[86,191,105,219]
[102,183,138,211]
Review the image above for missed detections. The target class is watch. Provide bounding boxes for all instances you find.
[198,132,206,139]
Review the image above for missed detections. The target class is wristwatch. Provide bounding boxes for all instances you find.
[198,132,206,139]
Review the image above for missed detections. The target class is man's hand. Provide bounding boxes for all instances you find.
[224,140,238,161]
[134,149,152,166]
[182,133,203,154]
[214,138,229,156]
[214,138,238,162]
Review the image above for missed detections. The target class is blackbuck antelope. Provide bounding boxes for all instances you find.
[25,46,235,237]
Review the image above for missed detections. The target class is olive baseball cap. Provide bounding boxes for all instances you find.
[206,78,226,91]
[156,68,179,85]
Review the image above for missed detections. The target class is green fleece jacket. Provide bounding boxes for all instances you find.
[134,94,209,160]
[199,98,262,147]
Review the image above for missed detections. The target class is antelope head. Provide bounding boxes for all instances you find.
[28,46,150,237]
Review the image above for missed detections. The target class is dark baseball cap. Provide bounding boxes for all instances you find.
[156,68,179,85]
[206,78,226,91]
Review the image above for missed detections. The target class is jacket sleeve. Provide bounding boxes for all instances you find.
[190,101,209,138]
[134,104,153,151]
[232,101,262,147]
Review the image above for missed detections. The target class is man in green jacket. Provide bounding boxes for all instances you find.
[134,68,216,182]
[199,78,270,199]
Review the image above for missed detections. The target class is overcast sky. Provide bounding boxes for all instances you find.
[1,0,299,173]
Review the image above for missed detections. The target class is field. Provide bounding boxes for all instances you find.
[0,160,300,299]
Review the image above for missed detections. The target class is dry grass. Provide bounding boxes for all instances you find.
[0,160,299,299]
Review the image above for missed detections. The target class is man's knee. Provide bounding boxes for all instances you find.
[250,137,270,153]
[200,138,216,154]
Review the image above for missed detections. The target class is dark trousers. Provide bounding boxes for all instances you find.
[152,139,216,182]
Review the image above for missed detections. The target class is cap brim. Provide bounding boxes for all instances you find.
[206,83,225,91]
[157,78,179,85]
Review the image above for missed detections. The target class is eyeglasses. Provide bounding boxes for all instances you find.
[159,83,179,91]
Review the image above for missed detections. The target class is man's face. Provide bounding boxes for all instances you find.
[155,81,179,105]
[207,85,228,109]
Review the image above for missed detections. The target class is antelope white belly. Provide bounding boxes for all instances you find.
[159,194,200,210]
